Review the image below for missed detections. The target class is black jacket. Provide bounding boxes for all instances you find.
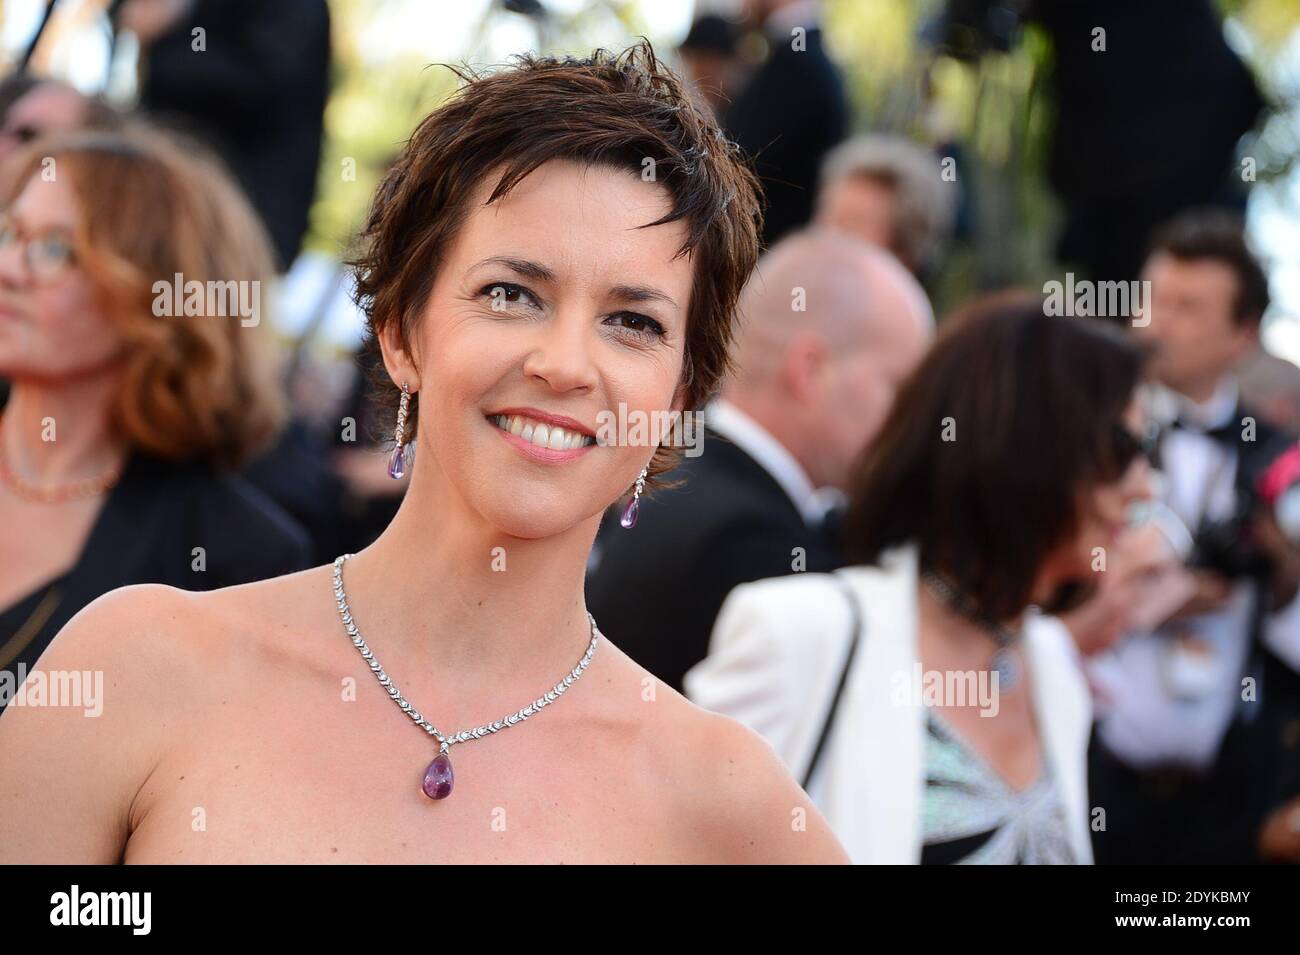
[723,26,848,249]
[1030,0,1262,281]
[0,451,312,704]
[585,429,844,692]
[138,0,331,270]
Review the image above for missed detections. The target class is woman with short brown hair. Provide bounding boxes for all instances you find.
[0,44,849,863]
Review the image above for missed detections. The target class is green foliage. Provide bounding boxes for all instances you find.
[308,0,1300,314]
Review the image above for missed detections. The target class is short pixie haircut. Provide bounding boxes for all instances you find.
[844,294,1147,622]
[351,42,763,486]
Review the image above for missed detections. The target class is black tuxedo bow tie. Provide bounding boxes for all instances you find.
[1170,415,1241,448]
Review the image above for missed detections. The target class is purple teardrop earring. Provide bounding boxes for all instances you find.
[387,381,412,479]
[620,465,648,529]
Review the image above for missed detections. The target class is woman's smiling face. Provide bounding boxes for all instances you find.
[381,159,695,538]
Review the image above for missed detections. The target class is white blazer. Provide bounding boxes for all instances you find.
[684,544,1094,864]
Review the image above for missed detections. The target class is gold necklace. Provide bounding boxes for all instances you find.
[0,444,122,504]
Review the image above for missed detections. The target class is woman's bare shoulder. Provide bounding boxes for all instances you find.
[0,566,337,862]
[36,581,218,693]
[44,566,330,672]
[14,564,335,737]
[602,645,849,864]
[676,698,849,863]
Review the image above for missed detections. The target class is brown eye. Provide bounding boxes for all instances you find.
[606,312,665,338]
[481,282,539,310]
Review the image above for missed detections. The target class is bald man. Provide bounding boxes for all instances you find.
[586,229,934,692]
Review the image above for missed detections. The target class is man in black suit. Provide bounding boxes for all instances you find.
[1027,0,1262,284]
[125,0,331,271]
[725,0,849,249]
[587,230,934,691]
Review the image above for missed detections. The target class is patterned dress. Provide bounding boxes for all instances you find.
[920,709,1077,864]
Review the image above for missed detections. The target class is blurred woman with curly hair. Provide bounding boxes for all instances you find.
[0,126,310,709]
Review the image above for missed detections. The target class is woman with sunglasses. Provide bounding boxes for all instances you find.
[0,126,310,715]
[688,294,1155,863]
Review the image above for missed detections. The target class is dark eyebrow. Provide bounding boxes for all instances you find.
[610,284,679,311]
[473,256,556,284]
[472,257,678,311]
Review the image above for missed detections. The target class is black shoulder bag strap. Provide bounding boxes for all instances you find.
[801,571,865,791]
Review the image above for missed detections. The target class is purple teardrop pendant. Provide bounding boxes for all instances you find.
[619,496,640,529]
[387,443,407,480]
[421,752,454,800]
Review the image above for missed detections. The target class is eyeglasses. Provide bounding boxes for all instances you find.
[0,123,40,146]
[0,214,77,283]
[1110,421,1159,475]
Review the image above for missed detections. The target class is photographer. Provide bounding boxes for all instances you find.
[1084,210,1300,863]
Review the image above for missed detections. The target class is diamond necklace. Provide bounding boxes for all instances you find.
[332,553,600,800]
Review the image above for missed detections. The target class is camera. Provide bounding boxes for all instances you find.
[1188,505,1272,582]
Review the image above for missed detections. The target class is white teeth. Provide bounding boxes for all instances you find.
[490,413,595,449]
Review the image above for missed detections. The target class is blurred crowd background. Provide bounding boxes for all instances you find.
[4,0,1300,864]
